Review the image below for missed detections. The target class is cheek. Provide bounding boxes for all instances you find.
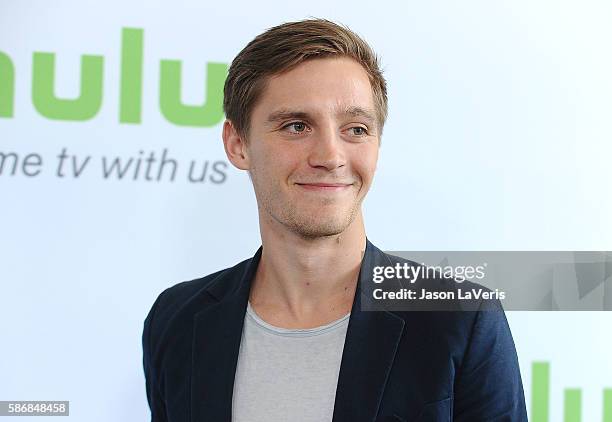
[251,138,298,165]
[249,145,297,186]
[352,147,379,184]
[253,145,306,178]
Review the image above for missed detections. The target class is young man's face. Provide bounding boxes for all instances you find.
[235,56,380,238]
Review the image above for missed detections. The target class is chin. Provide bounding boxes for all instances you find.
[292,224,346,239]
[288,211,357,239]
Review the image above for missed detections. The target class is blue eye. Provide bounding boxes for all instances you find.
[351,127,368,136]
[283,122,307,133]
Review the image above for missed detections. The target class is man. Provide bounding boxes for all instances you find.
[143,18,527,421]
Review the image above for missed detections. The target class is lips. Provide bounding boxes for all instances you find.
[295,182,353,191]
[296,183,352,187]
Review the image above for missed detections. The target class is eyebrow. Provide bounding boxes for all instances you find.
[265,106,378,127]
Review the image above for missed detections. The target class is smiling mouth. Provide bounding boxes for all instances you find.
[295,182,353,191]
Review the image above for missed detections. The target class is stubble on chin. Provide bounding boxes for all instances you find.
[275,194,363,239]
[252,169,366,239]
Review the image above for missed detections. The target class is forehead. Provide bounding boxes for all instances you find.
[252,57,376,121]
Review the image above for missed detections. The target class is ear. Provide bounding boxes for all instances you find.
[222,119,250,170]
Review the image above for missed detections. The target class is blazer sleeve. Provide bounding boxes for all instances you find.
[143,289,169,422]
[453,299,528,421]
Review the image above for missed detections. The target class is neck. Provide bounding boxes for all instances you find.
[249,210,366,328]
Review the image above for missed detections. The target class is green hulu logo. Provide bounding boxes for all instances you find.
[0,28,228,126]
[531,362,612,422]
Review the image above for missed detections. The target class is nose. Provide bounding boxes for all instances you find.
[307,127,346,171]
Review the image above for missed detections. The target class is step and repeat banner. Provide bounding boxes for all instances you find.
[1,1,611,420]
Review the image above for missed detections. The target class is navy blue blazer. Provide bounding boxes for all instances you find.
[143,239,528,421]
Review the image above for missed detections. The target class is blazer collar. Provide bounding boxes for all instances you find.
[191,238,406,422]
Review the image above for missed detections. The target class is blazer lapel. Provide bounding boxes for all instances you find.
[190,247,262,422]
[332,239,406,422]
[189,240,406,422]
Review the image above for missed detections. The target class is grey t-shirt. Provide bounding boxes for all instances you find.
[231,301,350,422]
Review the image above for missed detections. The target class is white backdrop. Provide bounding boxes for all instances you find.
[1,1,611,420]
